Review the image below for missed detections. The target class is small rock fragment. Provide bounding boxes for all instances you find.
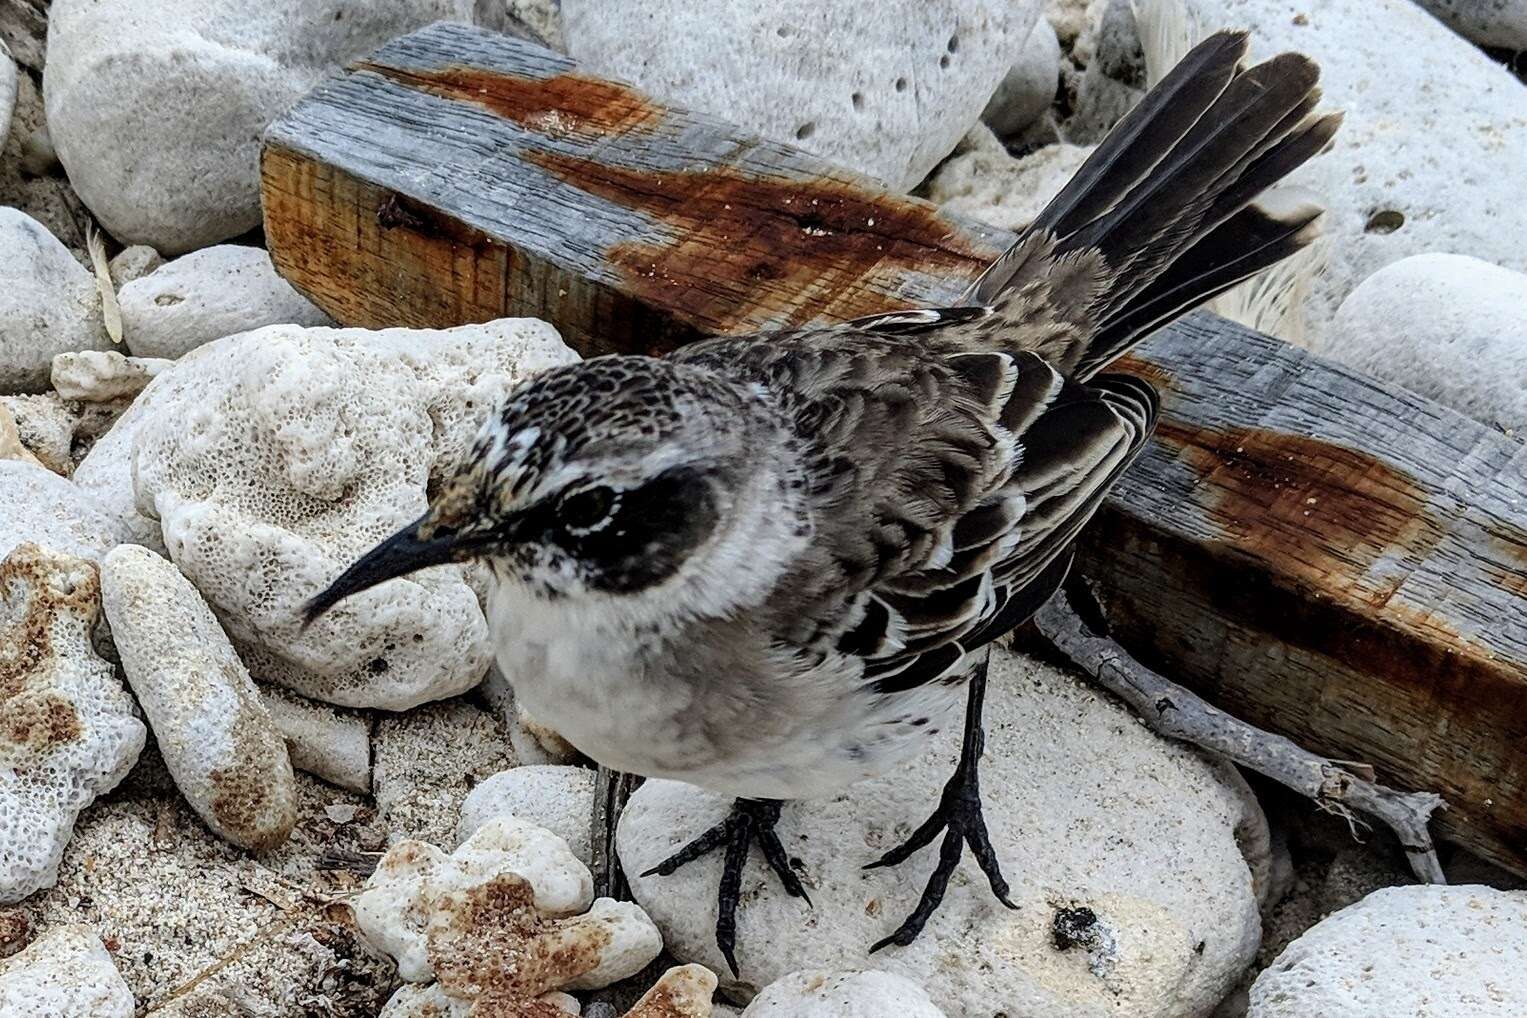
[260,686,372,793]
[107,245,164,287]
[626,966,718,1018]
[0,208,112,393]
[100,544,297,851]
[0,402,45,469]
[981,17,1061,137]
[741,970,945,1016]
[118,245,333,359]
[0,40,15,150]
[0,909,29,958]
[928,136,1094,232]
[1248,885,1527,1018]
[51,349,171,402]
[0,461,129,562]
[0,394,80,476]
[0,924,134,1017]
[0,543,145,903]
[457,765,597,864]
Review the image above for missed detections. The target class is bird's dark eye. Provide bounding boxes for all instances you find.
[558,485,617,533]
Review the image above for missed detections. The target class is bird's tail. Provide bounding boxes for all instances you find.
[963,29,1341,381]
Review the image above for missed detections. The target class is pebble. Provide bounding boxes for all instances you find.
[124,317,576,709]
[0,208,111,393]
[1327,253,1527,436]
[980,17,1061,137]
[563,0,1042,191]
[51,349,170,403]
[0,543,145,904]
[0,461,128,563]
[355,816,661,1000]
[928,129,1094,232]
[100,544,298,851]
[0,395,77,476]
[107,245,164,288]
[0,40,15,150]
[619,646,1267,1015]
[0,924,134,1017]
[260,686,372,794]
[43,0,480,252]
[0,402,43,470]
[741,970,947,1016]
[117,245,332,359]
[1136,0,1527,348]
[1248,885,1527,1017]
[374,700,516,845]
[1414,0,1527,51]
[456,765,598,865]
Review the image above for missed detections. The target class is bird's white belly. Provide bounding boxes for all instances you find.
[487,583,965,800]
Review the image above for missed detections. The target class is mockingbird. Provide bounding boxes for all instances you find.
[307,30,1338,974]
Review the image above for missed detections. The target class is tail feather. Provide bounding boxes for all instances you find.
[962,29,1339,381]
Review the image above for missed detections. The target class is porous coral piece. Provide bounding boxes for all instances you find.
[0,461,130,562]
[0,923,134,1016]
[99,544,297,851]
[51,349,171,402]
[625,965,719,1018]
[261,686,372,794]
[125,318,577,709]
[0,543,144,903]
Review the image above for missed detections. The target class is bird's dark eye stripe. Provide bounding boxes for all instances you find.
[559,485,617,530]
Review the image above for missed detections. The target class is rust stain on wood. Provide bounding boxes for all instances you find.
[1151,419,1445,599]
[355,61,662,136]
[527,149,991,335]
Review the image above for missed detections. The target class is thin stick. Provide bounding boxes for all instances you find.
[1033,593,1447,883]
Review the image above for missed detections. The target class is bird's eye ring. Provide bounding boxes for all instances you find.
[559,485,618,535]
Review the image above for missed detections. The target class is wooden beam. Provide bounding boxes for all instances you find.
[262,22,1527,875]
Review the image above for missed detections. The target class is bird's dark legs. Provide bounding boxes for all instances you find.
[866,649,1016,952]
[641,796,809,976]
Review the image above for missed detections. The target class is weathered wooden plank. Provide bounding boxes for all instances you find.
[262,20,1012,356]
[261,22,1527,874]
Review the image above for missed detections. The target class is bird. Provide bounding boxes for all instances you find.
[306,29,1339,975]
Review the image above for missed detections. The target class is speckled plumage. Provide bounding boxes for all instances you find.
[309,29,1340,960]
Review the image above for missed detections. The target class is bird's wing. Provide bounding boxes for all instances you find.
[676,328,1157,691]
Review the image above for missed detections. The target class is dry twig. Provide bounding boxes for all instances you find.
[1034,592,1447,883]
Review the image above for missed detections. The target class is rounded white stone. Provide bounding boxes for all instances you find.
[618,647,1266,1016]
[741,970,947,1017]
[100,544,298,851]
[1329,253,1527,435]
[1248,885,1527,1018]
[562,0,1043,192]
[0,924,134,1017]
[456,765,597,864]
[43,0,478,253]
[118,245,332,360]
[260,686,372,794]
[51,350,170,403]
[0,208,111,394]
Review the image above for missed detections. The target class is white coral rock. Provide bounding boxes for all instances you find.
[742,970,947,1016]
[355,816,660,999]
[125,317,577,709]
[51,350,171,403]
[118,245,333,359]
[0,462,129,563]
[99,544,297,851]
[0,544,145,904]
[0,924,134,1017]
[260,687,372,794]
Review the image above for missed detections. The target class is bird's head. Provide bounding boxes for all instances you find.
[303,356,805,625]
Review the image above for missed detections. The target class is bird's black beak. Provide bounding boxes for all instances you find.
[301,512,468,628]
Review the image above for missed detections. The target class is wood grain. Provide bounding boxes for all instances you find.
[262,22,1527,875]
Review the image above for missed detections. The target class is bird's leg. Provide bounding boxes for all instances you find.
[866,649,1016,952]
[641,796,810,976]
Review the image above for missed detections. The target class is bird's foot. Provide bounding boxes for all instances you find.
[864,754,1016,952]
[641,797,809,976]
